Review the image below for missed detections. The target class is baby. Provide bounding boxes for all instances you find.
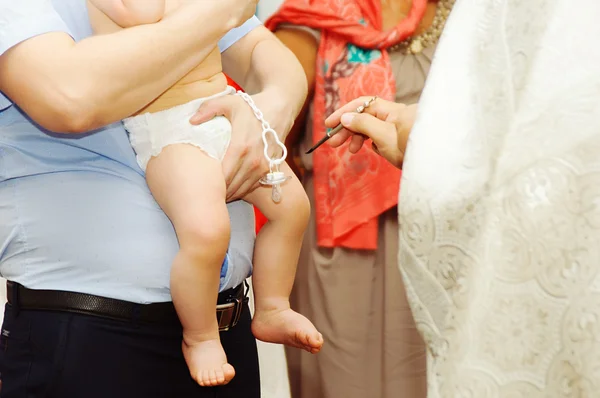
[88,0,323,387]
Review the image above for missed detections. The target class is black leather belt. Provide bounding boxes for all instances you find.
[6,281,248,332]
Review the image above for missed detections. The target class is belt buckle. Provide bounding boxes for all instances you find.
[216,290,247,332]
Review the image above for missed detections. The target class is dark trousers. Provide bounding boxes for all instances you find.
[0,300,260,398]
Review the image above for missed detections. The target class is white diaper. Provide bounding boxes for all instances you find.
[123,86,236,171]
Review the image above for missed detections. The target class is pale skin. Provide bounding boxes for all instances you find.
[88,0,323,387]
[326,97,418,169]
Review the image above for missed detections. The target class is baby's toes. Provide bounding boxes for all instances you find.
[296,330,311,347]
[309,332,324,348]
[213,368,225,385]
[222,364,236,384]
[198,370,210,387]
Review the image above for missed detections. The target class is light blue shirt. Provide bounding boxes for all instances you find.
[0,0,260,304]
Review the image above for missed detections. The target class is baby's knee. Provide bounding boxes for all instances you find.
[295,190,311,226]
[177,212,231,253]
[281,187,311,230]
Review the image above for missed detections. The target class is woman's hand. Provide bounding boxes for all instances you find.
[325,97,418,169]
[191,92,294,202]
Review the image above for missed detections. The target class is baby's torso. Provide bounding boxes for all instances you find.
[88,0,228,115]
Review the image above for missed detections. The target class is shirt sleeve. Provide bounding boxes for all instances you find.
[0,0,73,56]
[218,15,262,53]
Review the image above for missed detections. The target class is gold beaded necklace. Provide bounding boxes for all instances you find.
[388,0,455,54]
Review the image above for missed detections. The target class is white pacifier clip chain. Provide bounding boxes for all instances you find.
[235,91,291,203]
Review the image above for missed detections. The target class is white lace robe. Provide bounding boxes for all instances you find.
[399,0,600,396]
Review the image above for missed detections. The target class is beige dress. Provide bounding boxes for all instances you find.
[399,0,600,396]
[286,34,433,398]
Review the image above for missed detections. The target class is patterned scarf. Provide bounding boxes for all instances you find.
[266,0,427,249]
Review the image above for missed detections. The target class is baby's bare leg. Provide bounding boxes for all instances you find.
[146,144,235,387]
[245,162,323,354]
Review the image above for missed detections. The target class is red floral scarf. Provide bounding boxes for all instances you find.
[266,0,427,249]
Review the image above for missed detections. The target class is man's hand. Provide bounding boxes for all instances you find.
[325,97,418,169]
[191,92,294,201]
[202,26,306,200]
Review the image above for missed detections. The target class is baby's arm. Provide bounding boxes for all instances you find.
[88,0,166,28]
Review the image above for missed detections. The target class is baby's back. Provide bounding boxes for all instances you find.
[88,0,228,115]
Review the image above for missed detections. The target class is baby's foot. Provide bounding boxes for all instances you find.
[182,337,236,387]
[252,308,323,354]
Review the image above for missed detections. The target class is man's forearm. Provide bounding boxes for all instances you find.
[89,0,166,27]
[243,38,308,121]
[0,3,238,132]
[121,0,165,20]
[77,8,226,124]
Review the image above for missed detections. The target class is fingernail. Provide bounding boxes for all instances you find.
[341,113,354,126]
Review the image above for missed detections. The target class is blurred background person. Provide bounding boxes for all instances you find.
[265,0,453,397]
